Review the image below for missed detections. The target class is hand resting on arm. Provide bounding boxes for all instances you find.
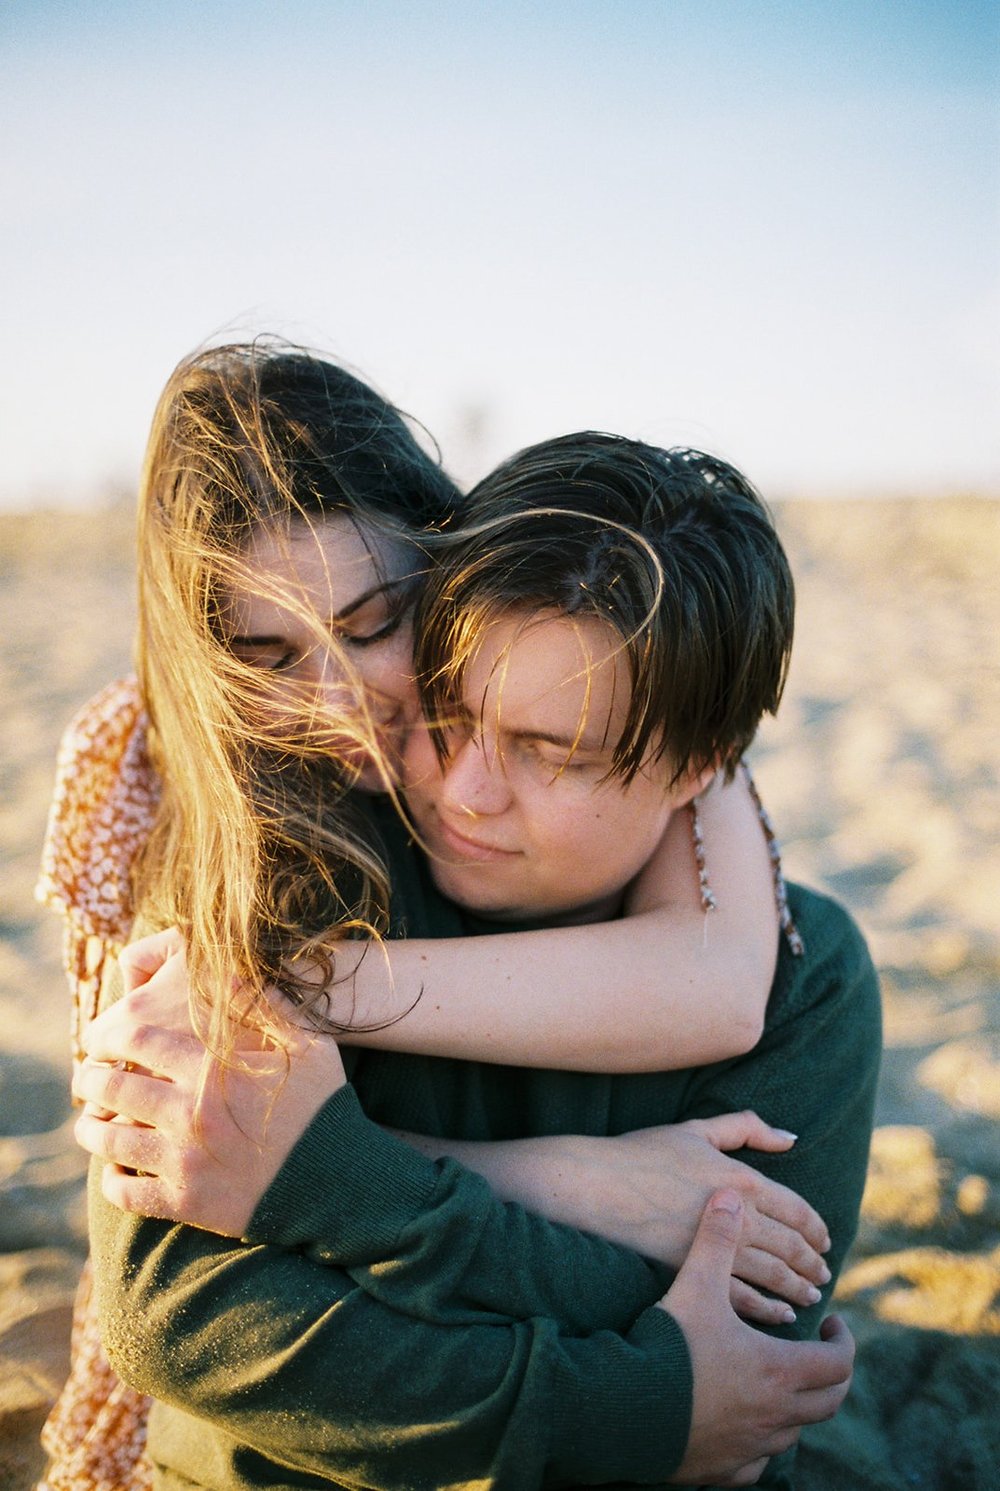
[76,935,831,1323]
[78,939,855,1485]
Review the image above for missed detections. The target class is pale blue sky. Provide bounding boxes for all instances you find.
[2,0,997,506]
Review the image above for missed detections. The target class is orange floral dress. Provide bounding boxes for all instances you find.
[35,677,159,1491]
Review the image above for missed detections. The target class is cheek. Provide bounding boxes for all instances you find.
[355,628,417,706]
[558,794,667,872]
[402,725,442,791]
[528,788,599,858]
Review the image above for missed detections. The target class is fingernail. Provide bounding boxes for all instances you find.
[806,1285,822,1304]
[822,1234,832,1253]
[818,1263,832,1284]
[782,1306,797,1323]
[711,1188,742,1216]
[774,1129,798,1142]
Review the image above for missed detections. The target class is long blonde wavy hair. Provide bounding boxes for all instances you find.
[132,340,458,1054]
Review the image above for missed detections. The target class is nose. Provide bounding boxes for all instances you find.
[440,733,512,818]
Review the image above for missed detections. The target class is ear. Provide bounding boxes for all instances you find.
[669,758,721,809]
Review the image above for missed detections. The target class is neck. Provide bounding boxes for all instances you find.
[467,890,626,931]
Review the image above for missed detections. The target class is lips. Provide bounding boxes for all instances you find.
[427,811,520,864]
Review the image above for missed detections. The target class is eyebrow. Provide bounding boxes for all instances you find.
[335,574,414,621]
[229,575,416,648]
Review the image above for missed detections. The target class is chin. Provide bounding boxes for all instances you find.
[428,865,519,919]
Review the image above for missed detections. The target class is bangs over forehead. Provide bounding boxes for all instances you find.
[418,510,668,781]
[415,435,794,786]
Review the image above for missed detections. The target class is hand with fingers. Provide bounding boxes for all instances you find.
[73,932,348,1238]
[117,924,189,993]
[655,1112,833,1323]
[81,933,832,1328]
[470,1115,833,1326]
[662,1189,855,1486]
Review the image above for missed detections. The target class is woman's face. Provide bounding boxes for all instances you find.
[221,515,424,791]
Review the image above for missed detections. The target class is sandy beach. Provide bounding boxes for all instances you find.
[1,497,997,1488]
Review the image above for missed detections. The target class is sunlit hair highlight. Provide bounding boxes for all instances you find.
[133,339,458,1054]
[416,433,793,787]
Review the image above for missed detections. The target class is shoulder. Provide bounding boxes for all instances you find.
[57,676,146,767]
[771,882,880,1025]
[784,881,872,961]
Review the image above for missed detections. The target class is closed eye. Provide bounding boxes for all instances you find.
[342,601,411,649]
[514,736,603,776]
[265,648,299,671]
[230,640,301,672]
[338,573,421,647]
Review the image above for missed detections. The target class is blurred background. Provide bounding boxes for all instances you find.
[2,4,998,1488]
[2,0,997,507]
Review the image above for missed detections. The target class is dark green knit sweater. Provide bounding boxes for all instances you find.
[90,817,880,1491]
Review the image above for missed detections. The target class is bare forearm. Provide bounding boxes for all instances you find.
[390,1117,834,1328]
[335,771,777,1072]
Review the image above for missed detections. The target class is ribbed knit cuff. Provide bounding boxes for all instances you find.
[548,1306,693,1483]
[245,1083,440,1260]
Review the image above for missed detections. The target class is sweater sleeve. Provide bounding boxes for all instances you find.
[90,1163,691,1489]
[245,1083,669,1332]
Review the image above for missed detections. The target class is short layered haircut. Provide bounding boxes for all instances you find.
[416,433,794,786]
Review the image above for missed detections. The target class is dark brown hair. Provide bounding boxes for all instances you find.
[416,433,793,785]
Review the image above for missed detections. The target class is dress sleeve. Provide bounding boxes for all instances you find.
[35,682,163,1487]
[90,1163,693,1489]
[246,1082,670,1333]
[35,677,161,1068]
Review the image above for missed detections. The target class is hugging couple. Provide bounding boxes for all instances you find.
[38,340,879,1491]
